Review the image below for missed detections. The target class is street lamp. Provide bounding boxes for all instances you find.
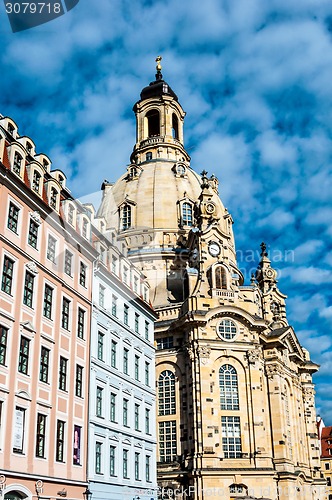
[83,488,92,500]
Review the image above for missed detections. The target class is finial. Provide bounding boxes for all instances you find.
[250,273,256,285]
[260,242,268,257]
[155,56,162,80]
[200,170,209,189]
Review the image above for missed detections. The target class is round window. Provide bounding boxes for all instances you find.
[218,319,237,340]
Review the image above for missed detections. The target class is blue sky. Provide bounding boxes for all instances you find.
[0,0,331,420]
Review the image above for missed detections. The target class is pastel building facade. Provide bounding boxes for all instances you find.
[86,207,158,500]
[0,116,97,500]
[318,422,332,500]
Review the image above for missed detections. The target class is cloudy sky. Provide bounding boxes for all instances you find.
[1,0,331,420]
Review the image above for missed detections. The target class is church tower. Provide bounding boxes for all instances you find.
[98,59,324,500]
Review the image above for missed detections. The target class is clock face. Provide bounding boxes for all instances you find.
[209,242,220,257]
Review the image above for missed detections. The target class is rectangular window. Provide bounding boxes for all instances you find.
[123,348,129,375]
[43,284,53,319]
[110,393,116,422]
[61,298,70,330]
[13,407,25,453]
[327,477,332,487]
[156,336,174,350]
[23,271,34,308]
[135,355,140,381]
[123,266,128,284]
[146,455,150,482]
[0,326,8,365]
[110,445,115,476]
[75,365,83,398]
[18,336,30,374]
[145,321,149,341]
[95,442,102,474]
[73,425,81,465]
[13,152,22,175]
[145,362,150,386]
[111,295,117,316]
[99,285,105,308]
[123,399,128,427]
[39,347,50,383]
[145,408,150,434]
[97,332,104,361]
[325,462,330,470]
[7,202,19,233]
[135,313,139,333]
[124,304,129,325]
[1,256,14,295]
[135,452,140,480]
[32,170,41,192]
[111,255,117,274]
[123,449,128,478]
[64,250,73,276]
[79,262,86,287]
[47,235,56,263]
[59,357,67,391]
[56,420,65,462]
[133,275,138,293]
[96,387,103,417]
[77,308,85,339]
[221,416,242,458]
[35,413,47,458]
[28,219,39,248]
[134,403,139,431]
[111,340,117,368]
[159,421,177,463]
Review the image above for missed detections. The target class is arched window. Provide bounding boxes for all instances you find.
[146,109,160,137]
[122,204,132,230]
[13,152,22,175]
[158,370,176,416]
[146,152,152,161]
[82,218,89,239]
[68,204,75,225]
[32,170,41,193]
[172,114,179,139]
[271,301,280,315]
[215,266,227,289]
[176,164,186,175]
[129,166,137,178]
[219,364,239,410]
[182,202,193,226]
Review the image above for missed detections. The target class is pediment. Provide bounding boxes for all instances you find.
[20,321,35,333]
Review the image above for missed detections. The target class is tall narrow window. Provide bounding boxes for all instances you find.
[35,414,47,458]
[159,421,177,463]
[43,284,53,319]
[0,326,8,365]
[134,355,140,381]
[122,204,132,231]
[146,109,160,137]
[62,298,70,330]
[182,202,193,226]
[75,365,83,397]
[68,204,74,225]
[219,365,239,410]
[124,304,129,325]
[145,321,149,341]
[215,266,227,289]
[158,370,176,416]
[110,393,116,422]
[56,420,65,462]
[73,425,81,465]
[39,347,50,383]
[135,313,139,333]
[77,308,85,339]
[13,407,25,453]
[123,399,128,426]
[96,387,103,417]
[134,403,140,431]
[111,340,117,368]
[32,170,41,193]
[146,455,151,482]
[110,445,115,476]
[1,256,14,294]
[23,271,34,308]
[97,332,104,361]
[172,114,179,139]
[221,416,242,458]
[59,357,67,391]
[145,362,150,386]
[28,220,39,248]
[135,452,140,480]
[13,152,22,175]
[95,442,102,473]
[18,337,30,374]
[7,202,19,233]
[49,187,58,210]
[123,348,129,375]
[47,235,57,263]
[111,256,117,274]
[64,250,73,276]
[82,219,88,239]
[123,266,128,284]
[112,295,117,316]
[99,285,105,308]
[145,408,150,434]
[79,262,87,287]
[123,449,129,478]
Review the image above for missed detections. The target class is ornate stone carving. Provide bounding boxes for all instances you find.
[265,363,283,379]
[25,261,38,276]
[197,345,211,365]
[29,210,42,225]
[247,346,262,364]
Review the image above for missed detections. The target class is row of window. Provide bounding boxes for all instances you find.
[95,390,151,433]
[120,201,193,231]
[95,442,152,482]
[96,334,150,384]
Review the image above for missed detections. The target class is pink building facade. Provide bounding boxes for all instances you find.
[0,116,97,500]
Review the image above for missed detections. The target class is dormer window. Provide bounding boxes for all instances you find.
[129,166,137,179]
[49,187,58,210]
[26,142,33,154]
[122,204,132,231]
[172,114,179,140]
[7,123,14,134]
[100,221,105,232]
[182,202,193,226]
[215,266,227,289]
[146,109,160,137]
[67,204,74,225]
[146,152,152,161]
[43,159,49,169]
[82,218,89,239]
[32,170,41,193]
[13,152,22,175]
[176,164,186,175]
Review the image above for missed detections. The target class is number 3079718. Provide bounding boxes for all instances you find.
[5,3,62,14]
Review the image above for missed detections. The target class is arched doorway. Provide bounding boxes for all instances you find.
[5,491,28,500]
